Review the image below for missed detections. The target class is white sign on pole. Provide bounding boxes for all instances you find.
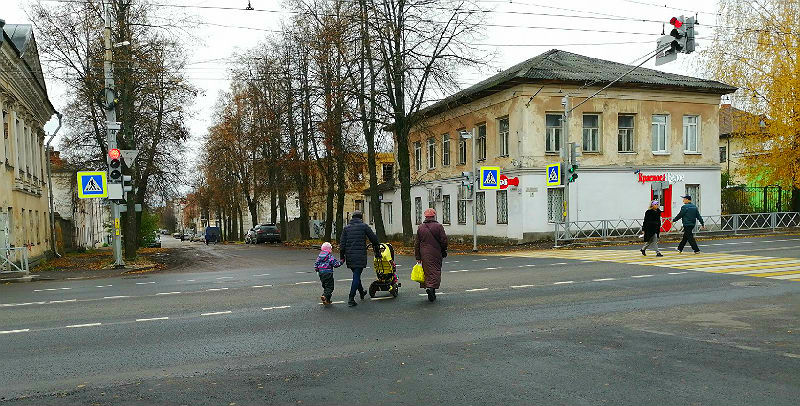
[120,149,138,163]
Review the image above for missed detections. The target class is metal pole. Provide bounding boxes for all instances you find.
[103,1,124,267]
[45,113,63,258]
[561,96,570,239]
[471,127,477,252]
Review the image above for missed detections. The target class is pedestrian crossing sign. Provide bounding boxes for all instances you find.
[77,171,108,199]
[546,163,562,187]
[480,166,501,190]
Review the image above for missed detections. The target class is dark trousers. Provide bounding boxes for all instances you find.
[349,268,365,300]
[319,272,334,301]
[678,228,700,252]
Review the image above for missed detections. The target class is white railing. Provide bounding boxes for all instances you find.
[554,212,800,247]
[0,246,30,275]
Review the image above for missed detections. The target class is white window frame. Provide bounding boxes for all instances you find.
[683,115,700,154]
[582,113,601,153]
[458,129,467,165]
[545,114,562,154]
[414,141,422,171]
[442,133,450,166]
[427,137,436,169]
[685,184,701,211]
[651,114,669,154]
[719,146,727,163]
[617,114,635,153]
[415,196,423,225]
[496,190,508,224]
[442,194,451,225]
[477,123,487,161]
[498,117,509,157]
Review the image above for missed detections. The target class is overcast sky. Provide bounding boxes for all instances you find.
[6,0,721,154]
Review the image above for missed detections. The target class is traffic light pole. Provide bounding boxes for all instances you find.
[471,127,477,253]
[103,1,124,268]
[561,96,571,239]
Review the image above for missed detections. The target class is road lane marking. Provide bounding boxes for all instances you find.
[136,282,156,285]
[251,285,272,288]
[66,323,102,328]
[95,285,113,288]
[511,284,535,288]
[418,292,451,296]
[206,288,229,291]
[201,311,232,316]
[371,297,393,300]
[295,281,316,285]
[465,288,488,292]
[0,329,30,334]
[551,262,568,266]
[0,302,46,307]
[525,264,536,267]
[216,277,234,280]
[593,278,616,282]
[186,279,196,282]
[156,291,181,295]
[136,317,169,322]
[485,267,498,270]
[319,301,346,305]
[254,273,271,276]
[501,257,515,260]
[262,305,291,310]
[631,275,654,278]
[667,272,688,275]
[553,281,574,285]
[337,279,352,282]
[103,296,130,299]
[472,259,488,262]
[49,299,78,304]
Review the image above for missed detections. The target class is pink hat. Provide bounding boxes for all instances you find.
[424,208,436,218]
[321,242,332,253]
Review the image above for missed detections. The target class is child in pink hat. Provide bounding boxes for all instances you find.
[315,242,342,305]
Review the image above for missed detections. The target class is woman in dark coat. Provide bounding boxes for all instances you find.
[641,200,663,257]
[415,208,448,302]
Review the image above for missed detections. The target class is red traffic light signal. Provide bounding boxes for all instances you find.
[108,148,121,160]
[669,17,683,28]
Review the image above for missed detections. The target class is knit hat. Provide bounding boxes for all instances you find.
[321,242,332,253]
[352,211,363,219]
[424,208,436,218]
[651,200,660,206]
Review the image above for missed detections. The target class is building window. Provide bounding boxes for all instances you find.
[652,115,668,153]
[355,200,365,213]
[458,129,467,165]
[546,114,562,153]
[383,202,392,225]
[2,111,8,163]
[582,114,600,153]
[476,192,486,224]
[414,141,422,171]
[427,189,435,209]
[457,186,467,224]
[719,146,727,163]
[496,190,508,224]
[415,197,422,225]
[683,115,699,153]
[427,137,436,169]
[618,115,635,153]
[382,163,393,182]
[442,134,450,166]
[477,123,486,161]
[685,184,700,211]
[442,194,451,225]
[547,188,565,223]
[498,117,509,157]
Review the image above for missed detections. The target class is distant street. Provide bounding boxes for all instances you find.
[2,234,799,405]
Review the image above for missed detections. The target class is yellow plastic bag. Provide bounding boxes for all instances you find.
[411,263,425,283]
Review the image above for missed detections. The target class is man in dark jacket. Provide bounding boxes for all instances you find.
[339,211,380,307]
[673,195,705,253]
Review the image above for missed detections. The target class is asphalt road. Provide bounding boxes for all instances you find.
[1,234,799,405]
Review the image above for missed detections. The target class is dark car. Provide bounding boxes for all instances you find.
[252,224,281,244]
[205,227,220,244]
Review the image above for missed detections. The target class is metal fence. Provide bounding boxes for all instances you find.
[554,212,800,246]
[1,247,30,275]
[722,186,793,214]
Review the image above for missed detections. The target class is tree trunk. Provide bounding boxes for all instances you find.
[238,204,244,240]
[396,121,413,241]
[279,190,288,241]
[324,175,335,241]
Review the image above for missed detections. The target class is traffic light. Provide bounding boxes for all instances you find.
[668,16,687,54]
[108,148,122,183]
[567,164,578,183]
[461,171,474,197]
[568,142,579,183]
[685,16,697,54]
[122,175,133,194]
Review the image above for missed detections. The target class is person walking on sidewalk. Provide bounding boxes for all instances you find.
[641,200,663,257]
[339,211,380,307]
[415,208,448,302]
[673,195,706,253]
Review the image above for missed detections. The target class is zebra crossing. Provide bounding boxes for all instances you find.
[502,250,800,281]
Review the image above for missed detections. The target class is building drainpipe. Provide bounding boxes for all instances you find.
[46,112,63,258]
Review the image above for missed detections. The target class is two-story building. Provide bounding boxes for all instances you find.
[0,20,56,260]
[372,49,736,242]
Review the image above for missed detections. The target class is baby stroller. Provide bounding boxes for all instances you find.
[368,243,401,298]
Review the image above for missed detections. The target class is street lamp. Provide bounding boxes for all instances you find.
[459,129,478,252]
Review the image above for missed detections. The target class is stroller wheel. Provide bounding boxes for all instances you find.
[390,284,398,297]
[368,282,378,298]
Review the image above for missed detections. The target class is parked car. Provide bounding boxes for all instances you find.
[147,233,162,248]
[173,232,182,239]
[190,233,204,242]
[182,232,193,241]
[252,224,281,244]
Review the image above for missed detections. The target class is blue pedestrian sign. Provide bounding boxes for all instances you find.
[77,171,108,199]
[546,163,562,187]
[480,166,501,190]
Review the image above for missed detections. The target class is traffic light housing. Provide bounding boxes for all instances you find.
[668,16,687,54]
[685,16,697,54]
[567,142,579,183]
[567,164,579,183]
[122,175,133,193]
[108,148,122,183]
